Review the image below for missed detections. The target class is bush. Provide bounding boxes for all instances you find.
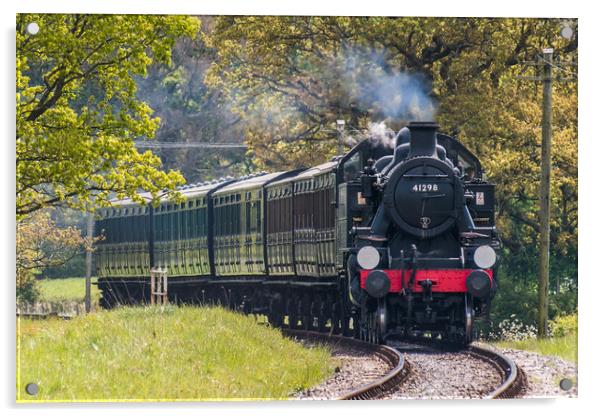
[481,316,538,341]
[550,313,578,337]
[16,276,39,304]
[42,253,86,279]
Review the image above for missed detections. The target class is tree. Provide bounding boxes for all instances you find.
[16,211,88,302]
[16,14,200,218]
[136,17,253,183]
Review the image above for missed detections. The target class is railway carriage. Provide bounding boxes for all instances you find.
[95,121,499,345]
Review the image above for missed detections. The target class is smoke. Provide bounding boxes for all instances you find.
[368,69,437,121]
[343,121,396,149]
[336,48,438,122]
[367,121,396,149]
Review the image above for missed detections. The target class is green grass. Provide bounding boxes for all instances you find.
[17,306,336,401]
[37,277,100,303]
[493,333,577,363]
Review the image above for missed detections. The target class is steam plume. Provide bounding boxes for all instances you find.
[336,49,438,121]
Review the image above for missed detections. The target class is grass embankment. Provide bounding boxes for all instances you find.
[17,306,335,401]
[493,333,577,363]
[37,277,100,303]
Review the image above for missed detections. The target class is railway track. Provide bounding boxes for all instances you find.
[285,329,525,400]
[284,329,409,400]
[387,337,526,399]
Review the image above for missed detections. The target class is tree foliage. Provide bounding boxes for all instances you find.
[16,14,200,217]
[205,17,578,320]
[16,211,88,302]
[137,18,253,183]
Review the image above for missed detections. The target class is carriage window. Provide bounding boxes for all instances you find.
[256,201,261,233]
[182,209,187,240]
[138,214,145,241]
[166,213,172,241]
[175,210,182,241]
[188,209,194,238]
[236,202,241,235]
[193,208,200,238]
[131,215,138,242]
[250,201,257,233]
[140,214,145,241]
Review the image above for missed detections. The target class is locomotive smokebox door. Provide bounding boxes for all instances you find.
[383,156,461,239]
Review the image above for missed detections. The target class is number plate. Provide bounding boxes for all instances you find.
[412,184,439,192]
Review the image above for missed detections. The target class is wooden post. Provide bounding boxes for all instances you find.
[85,211,94,313]
[150,268,167,305]
[537,48,553,338]
[162,269,168,305]
[150,269,156,305]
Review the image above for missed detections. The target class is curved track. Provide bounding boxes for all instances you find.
[283,329,409,400]
[284,329,524,399]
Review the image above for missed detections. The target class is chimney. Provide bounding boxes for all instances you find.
[408,121,439,158]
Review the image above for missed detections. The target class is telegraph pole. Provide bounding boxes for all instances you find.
[537,48,553,338]
[516,43,576,338]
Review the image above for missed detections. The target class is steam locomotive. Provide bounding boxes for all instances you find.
[95,121,499,345]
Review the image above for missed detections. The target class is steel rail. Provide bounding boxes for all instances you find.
[287,329,524,399]
[388,334,525,399]
[282,329,409,400]
[469,343,525,399]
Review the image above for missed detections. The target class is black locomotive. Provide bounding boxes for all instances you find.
[95,121,499,345]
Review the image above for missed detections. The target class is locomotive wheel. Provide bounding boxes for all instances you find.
[352,313,361,339]
[357,311,365,341]
[368,312,375,344]
[365,309,383,344]
[464,296,475,345]
[372,312,379,344]
[366,313,372,343]
[360,319,367,342]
